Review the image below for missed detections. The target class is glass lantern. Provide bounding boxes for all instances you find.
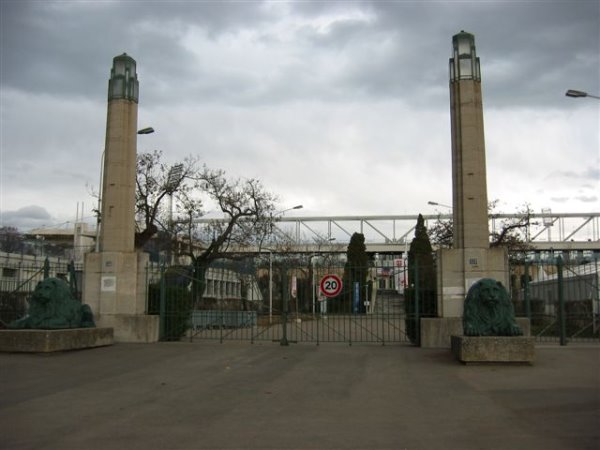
[108,53,139,102]
[449,31,481,82]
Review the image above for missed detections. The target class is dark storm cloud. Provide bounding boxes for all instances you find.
[325,0,599,108]
[1,205,52,229]
[476,2,599,108]
[0,1,270,101]
[2,1,597,108]
[1,0,598,228]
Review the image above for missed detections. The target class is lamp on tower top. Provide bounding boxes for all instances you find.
[450,30,481,82]
[108,53,139,102]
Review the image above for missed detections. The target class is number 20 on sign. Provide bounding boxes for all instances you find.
[320,274,343,298]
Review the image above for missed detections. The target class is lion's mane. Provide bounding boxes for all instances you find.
[9,277,95,329]
[463,278,522,337]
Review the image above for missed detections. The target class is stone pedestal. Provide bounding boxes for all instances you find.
[96,314,159,343]
[425,246,511,348]
[83,251,159,343]
[0,328,114,353]
[422,317,530,348]
[451,335,535,364]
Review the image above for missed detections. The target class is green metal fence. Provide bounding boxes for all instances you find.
[149,258,436,345]
[510,257,600,344]
[0,256,83,328]
[6,252,595,346]
[152,255,599,346]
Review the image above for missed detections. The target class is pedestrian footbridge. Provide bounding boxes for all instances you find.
[196,212,600,254]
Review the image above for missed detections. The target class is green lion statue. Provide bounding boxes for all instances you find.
[9,277,95,329]
[463,278,522,337]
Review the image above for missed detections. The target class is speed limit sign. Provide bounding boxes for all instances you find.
[320,274,343,298]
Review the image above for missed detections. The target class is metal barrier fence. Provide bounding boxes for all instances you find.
[150,258,436,345]
[5,252,595,345]
[155,256,599,346]
[188,311,409,345]
[0,256,83,327]
[510,257,599,344]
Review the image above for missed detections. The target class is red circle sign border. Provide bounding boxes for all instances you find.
[319,274,343,298]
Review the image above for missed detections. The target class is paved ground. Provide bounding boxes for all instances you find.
[1,342,598,450]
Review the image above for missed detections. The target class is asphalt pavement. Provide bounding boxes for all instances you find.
[1,341,598,450]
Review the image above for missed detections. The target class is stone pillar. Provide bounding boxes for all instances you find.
[100,54,139,253]
[450,86,489,249]
[449,30,489,252]
[424,32,510,347]
[83,54,158,343]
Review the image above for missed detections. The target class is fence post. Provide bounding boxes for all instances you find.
[43,258,50,279]
[415,263,420,346]
[220,309,224,344]
[595,258,599,336]
[68,260,79,300]
[280,266,289,346]
[557,256,567,346]
[159,263,166,341]
[524,260,531,322]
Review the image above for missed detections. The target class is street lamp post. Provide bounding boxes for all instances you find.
[427,201,452,209]
[264,205,304,324]
[259,248,276,324]
[280,205,303,214]
[269,249,273,324]
[269,205,303,235]
[312,255,316,316]
[137,127,155,134]
[565,89,600,99]
[309,254,320,317]
[309,238,335,317]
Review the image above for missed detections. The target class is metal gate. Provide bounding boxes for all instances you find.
[149,259,423,345]
[188,293,409,345]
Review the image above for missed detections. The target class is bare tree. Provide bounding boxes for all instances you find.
[428,201,534,255]
[428,214,454,249]
[134,150,198,248]
[489,203,535,255]
[133,151,278,304]
[0,227,23,253]
[176,166,278,303]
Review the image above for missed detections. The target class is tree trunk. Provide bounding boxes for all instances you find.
[191,261,208,309]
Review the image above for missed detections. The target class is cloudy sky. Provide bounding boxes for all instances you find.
[1,0,598,232]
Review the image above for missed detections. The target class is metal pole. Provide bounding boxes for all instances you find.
[43,258,50,279]
[269,251,273,324]
[168,192,173,264]
[415,262,420,346]
[280,266,289,346]
[594,258,599,335]
[524,260,531,322]
[557,256,567,346]
[312,258,316,317]
[159,263,166,341]
[95,150,105,253]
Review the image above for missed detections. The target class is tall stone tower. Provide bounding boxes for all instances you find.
[425,32,509,347]
[83,54,159,342]
[449,31,489,250]
[100,53,139,252]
